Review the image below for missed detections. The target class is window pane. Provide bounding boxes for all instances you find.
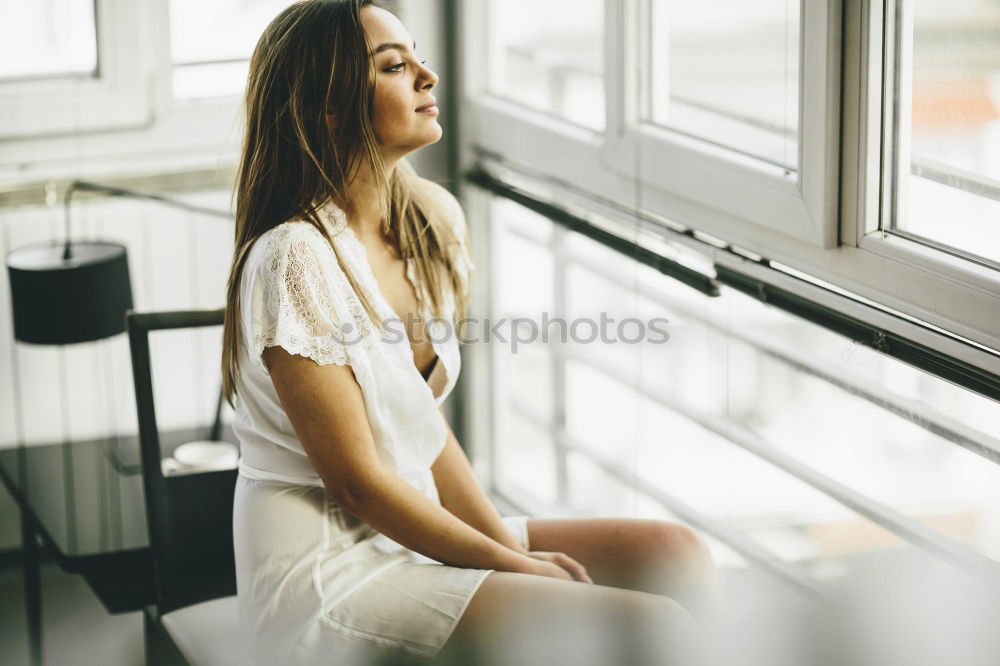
[492,200,560,505]
[646,0,800,171]
[486,0,604,131]
[0,0,97,81]
[169,0,290,99]
[892,1,1000,266]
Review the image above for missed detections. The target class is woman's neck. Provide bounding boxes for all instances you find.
[345,157,399,240]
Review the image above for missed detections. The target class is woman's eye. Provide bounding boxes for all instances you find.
[385,59,428,73]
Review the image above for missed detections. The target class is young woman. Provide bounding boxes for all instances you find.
[222,1,720,663]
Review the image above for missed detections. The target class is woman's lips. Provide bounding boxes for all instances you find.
[416,98,438,113]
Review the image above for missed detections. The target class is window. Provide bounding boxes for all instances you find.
[485,0,605,131]
[602,0,835,246]
[0,0,148,139]
[845,0,1000,354]
[0,0,295,179]
[464,0,1000,366]
[479,192,1000,595]
[646,0,800,172]
[461,0,1000,615]
[168,0,292,100]
[0,0,97,82]
[887,0,1000,268]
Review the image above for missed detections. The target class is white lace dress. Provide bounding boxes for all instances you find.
[231,200,530,664]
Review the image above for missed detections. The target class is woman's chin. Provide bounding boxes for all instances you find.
[385,128,444,156]
[427,123,443,140]
[420,126,444,147]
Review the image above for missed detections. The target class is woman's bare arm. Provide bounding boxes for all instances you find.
[431,405,527,554]
[419,182,526,552]
[262,345,533,571]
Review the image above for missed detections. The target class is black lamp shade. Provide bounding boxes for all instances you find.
[6,241,134,345]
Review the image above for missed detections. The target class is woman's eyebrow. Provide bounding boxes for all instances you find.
[373,40,416,55]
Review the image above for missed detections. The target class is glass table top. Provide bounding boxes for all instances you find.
[0,424,239,559]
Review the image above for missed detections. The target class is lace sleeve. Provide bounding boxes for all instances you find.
[249,224,362,376]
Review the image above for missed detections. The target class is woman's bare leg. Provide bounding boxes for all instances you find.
[524,518,723,619]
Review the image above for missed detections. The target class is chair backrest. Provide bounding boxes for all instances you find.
[127,308,237,616]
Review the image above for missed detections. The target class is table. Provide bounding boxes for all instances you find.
[0,425,238,666]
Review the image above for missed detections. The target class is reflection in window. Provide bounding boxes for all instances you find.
[486,0,604,131]
[892,0,1000,266]
[0,0,97,81]
[646,0,800,171]
[169,0,291,99]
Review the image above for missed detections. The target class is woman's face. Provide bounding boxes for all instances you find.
[361,6,442,159]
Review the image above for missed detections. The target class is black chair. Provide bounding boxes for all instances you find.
[127,308,252,666]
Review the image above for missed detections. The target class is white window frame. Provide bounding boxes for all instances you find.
[0,0,245,185]
[461,0,608,187]
[0,0,149,140]
[602,0,841,249]
[461,0,1000,357]
[840,0,1000,351]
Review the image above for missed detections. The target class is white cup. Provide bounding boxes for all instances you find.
[161,440,239,476]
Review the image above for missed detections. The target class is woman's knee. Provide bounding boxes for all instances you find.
[648,523,714,566]
[635,522,717,590]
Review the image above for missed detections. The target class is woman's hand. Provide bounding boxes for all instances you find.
[521,551,594,584]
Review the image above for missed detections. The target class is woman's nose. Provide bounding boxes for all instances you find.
[418,66,438,90]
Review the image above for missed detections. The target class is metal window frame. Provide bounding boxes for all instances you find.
[467,166,1000,403]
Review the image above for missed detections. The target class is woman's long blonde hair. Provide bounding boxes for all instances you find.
[221,0,468,408]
